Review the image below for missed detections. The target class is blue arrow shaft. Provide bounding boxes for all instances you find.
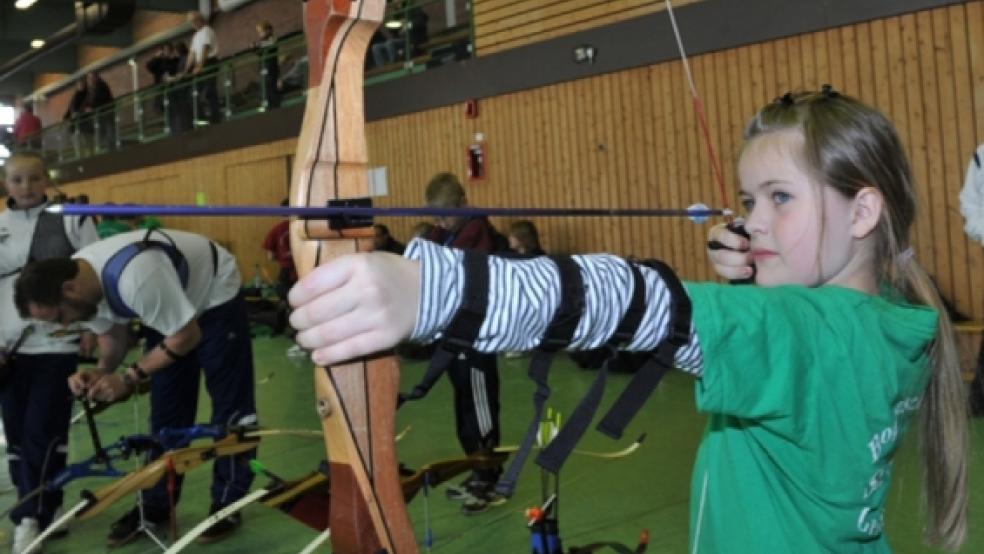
[51,204,727,219]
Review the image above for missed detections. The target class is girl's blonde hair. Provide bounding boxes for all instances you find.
[745,86,968,550]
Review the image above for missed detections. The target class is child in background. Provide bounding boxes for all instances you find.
[507,220,546,257]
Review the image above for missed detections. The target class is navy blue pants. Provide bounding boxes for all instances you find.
[447,350,501,483]
[0,353,76,527]
[141,295,257,514]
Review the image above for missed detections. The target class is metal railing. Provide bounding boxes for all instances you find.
[7,0,473,167]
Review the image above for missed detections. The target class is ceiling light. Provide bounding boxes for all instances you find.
[384,20,403,29]
[15,0,39,9]
[30,39,45,49]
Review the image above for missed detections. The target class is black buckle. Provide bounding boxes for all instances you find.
[327,197,374,231]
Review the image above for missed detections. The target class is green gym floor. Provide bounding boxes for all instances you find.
[2,335,983,553]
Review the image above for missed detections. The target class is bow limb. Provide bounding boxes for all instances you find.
[291,1,415,552]
[75,436,260,522]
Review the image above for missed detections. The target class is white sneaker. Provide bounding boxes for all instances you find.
[12,517,40,554]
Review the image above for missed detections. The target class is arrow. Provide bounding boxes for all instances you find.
[48,203,730,222]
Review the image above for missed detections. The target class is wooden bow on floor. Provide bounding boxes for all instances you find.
[291,1,415,552]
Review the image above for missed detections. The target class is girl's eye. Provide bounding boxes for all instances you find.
[772,191,792,205]
[740,197,754,212]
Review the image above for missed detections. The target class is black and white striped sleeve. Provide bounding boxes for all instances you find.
[404,239,703,376]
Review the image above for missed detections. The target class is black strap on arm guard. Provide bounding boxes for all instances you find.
[495,256,584,497]
[398,250,488,406]
[596,259,692,439]
[534,262,647,475]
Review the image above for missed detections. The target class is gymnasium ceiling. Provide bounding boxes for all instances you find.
[0,0,197,99]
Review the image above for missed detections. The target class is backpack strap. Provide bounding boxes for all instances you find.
[102,229,190,318]
[398,250,488,405]
[534,261,647,475]
[596,259,692,440]
[495,256,584,497]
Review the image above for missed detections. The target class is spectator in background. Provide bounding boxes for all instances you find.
[185,11,222,124]
[507,220,546,258]
[12,103,42,149]
[83,72,114,150]
[254,21,280,109]
[146,43,181,117]
[370,0,429,67]
[277,54,307,95]
[372,224,405,255]
[261,200,296,335]
[63,79,90,153]
[146,43,181,85]
[959,144,984,416]
[166,42,194,134]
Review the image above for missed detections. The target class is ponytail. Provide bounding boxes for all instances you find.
[894,256,968,550]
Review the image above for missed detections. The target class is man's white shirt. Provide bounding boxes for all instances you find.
[73,229,240,336]
[190,25,219,65]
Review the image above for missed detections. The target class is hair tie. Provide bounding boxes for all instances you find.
[898,247,915,264]
[820,84,840,98]
[774,92,795,106]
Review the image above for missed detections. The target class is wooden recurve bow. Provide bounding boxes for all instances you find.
[291,1,416,552]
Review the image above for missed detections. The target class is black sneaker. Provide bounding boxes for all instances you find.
[106,506,169,548]
[196,506,242,544]
[445,476,478,501]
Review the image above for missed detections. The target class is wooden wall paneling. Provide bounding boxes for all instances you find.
[899,14,933,273]
[918,11,949,292]
[646,65,666,262]
[935,6,971,312]
[855,22,876,105]
[575,78,596,254]
[542,84,559,253]
[604,70,625,255]
[788,35,805,89]
[821,29,836,89]
[626,67,648,257]
[472,0,700,57]
[607,70,628,255]
[761,41,778,108]
[475,0,649,55]
[840,27,858,96]
[554,80,576,255]
[800,32,817,90]
[774,38,791,99]
[223,157,290,280]
[591,74,613,253]
[966,1,984,319]
[638,67,657,260]
[675,56,698,278]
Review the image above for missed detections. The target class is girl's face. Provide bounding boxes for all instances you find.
[4,157,49,209]
[738,130,868,289]
[508,234,522,251]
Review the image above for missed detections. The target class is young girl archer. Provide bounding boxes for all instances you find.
[286,88,968,551]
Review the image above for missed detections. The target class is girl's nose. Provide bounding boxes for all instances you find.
[742,208,768,236]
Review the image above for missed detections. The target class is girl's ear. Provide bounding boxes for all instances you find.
[851,186,883,239]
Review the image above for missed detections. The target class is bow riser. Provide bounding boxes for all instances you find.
[293,1,416,552]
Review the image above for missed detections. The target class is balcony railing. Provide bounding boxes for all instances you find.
[8,0,472,167]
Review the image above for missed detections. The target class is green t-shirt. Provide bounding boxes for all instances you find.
[96,219,131,239]
[684,283,937,553]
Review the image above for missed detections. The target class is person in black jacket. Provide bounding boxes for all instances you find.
[83,72,114,150]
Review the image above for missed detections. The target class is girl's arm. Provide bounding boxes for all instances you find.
[290,239,702,375]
